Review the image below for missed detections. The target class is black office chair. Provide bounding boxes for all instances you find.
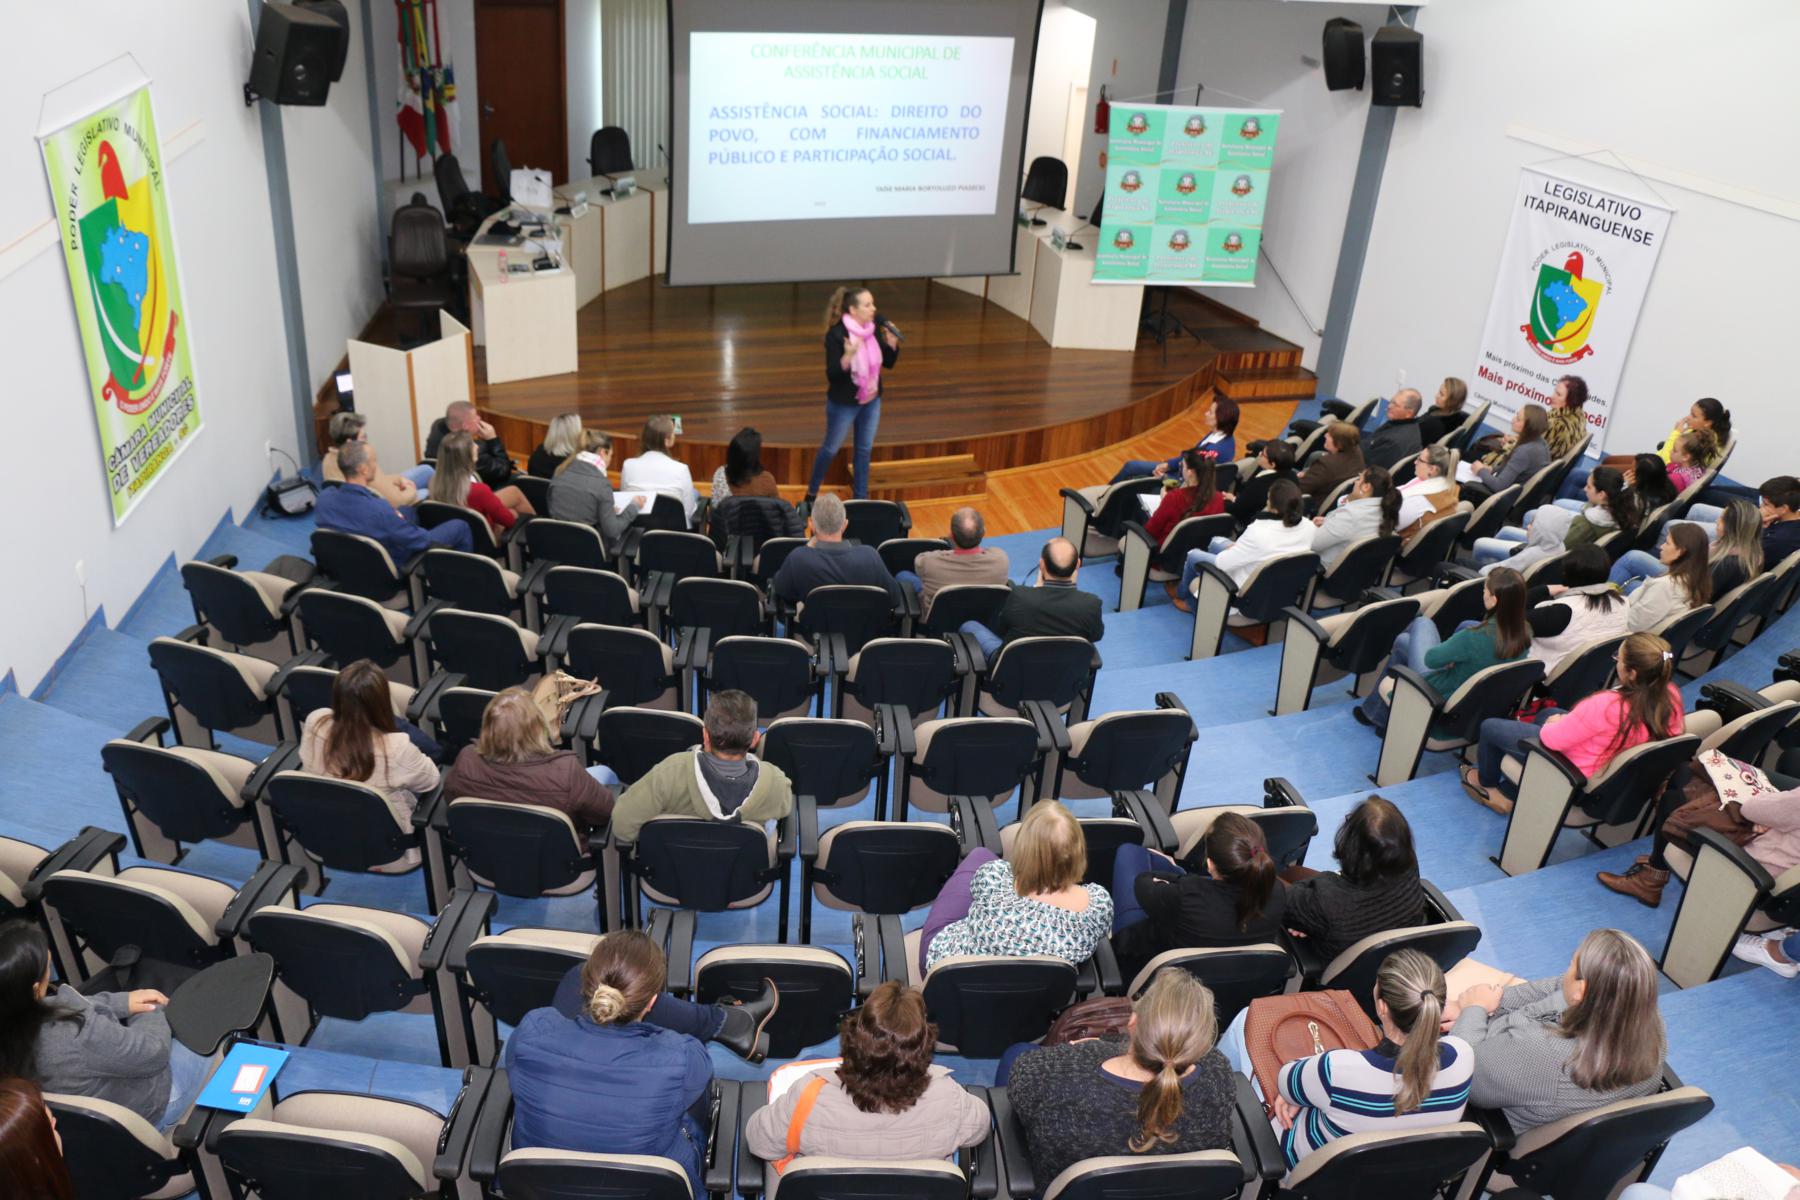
[388,199,457,340]
[490,138,513,202]
[1020,156,1069,225]
[588,125,633,175]
[434,151,500,236]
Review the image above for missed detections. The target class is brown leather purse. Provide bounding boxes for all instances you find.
[1043,996,1136,1045]
[1243,990,1380,1113]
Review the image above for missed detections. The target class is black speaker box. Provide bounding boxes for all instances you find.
[1322,18,1364,91]
[1370,26,1424,107]
[247,2,348,106]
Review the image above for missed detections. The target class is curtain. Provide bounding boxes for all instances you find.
[601,0,668,171]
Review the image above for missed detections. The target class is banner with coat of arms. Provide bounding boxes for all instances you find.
[1472,168,1672,454]
[40,84,202,526]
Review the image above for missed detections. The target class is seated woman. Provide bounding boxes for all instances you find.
[710,427,781,504]
[1149,451,1224,605]
[1521,545,1630,676]
[1464,632,1684,816]
[1225,440,1298,527]
[743,982,989,1163]
[299,659,441,870]
[1284,797,1425,965]
[528,412,583,479]
[1461,404,1550,505]
[0,922,206,1134]
[1395,445,1461,538]
[1356,566,1530,730]
[1647,397,1732,471]
[547,938,776,1062]
[322,410,432,504]
[1110,812,1287,984]
[1473,466,1639,573]
[507,931,718,1192]
[1173,478,1314,612]
[1446,928,1665,1131]
[622,415,700,525]
[1614,491,1759,589]
[1417,376,1469,446]
[1543,375,1591,460]
[1312,466,1400,571]
[0,1076,77,1197]
[1110,397,1239,484]
[1007,969,1235,1186]
[1663,429,1717,495]
[918,800,1113,975]
[444,688,614,834]
[1296,422,1365,503]
[1623,524,1712,631]
[429,430,534,535]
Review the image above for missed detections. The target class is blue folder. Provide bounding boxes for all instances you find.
[194,1042,290,1112]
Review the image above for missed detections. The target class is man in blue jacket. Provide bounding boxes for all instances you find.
[315,440,472,558]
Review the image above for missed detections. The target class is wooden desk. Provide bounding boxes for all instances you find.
[555,169,669,303]
[933,208,1141,351]
[465,209,578,384]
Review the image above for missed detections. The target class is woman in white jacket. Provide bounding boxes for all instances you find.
[1176,477,1315,607]
[1312,467,1401,571]
[1624,523,1712,632]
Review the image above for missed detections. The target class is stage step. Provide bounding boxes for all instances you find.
[869,454,985,502]
[1215,364,1318,404]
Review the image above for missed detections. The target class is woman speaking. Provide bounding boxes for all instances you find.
[806,285,900,502]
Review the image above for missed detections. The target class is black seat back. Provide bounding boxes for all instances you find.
[1691,575,1778,656]
[1155,513,1237,573]
[843,499,910,545]
[924,959,1076,1056]
[640,530,719,581]
[148,638,275,735]
[1136,946,1292,1029]
[215,1113,431,1200]
[922,584,1012,638]
[102,741,247,846]
[630,817,771,909]
[266,773,415,871]
[711,495,801,553]
[513,474,551,515]
[1461,485,1521,545]
[466,939,591,1027]
[751,537,807,588]
[878,537,949,578]
[696,951,854,1059]
[41,873,220,970]
[498,1154,691,1200]
[1543,634,1625,708]
[1282,1125,1492,1200]
[671,578,762,639]
[1576,734,1702,828]
[637,494,690,535]
[917,718,1042,800]
[1328,921,1484,1021]
[390,200,449,280]
[1389,510,1469,582]
[843,637,958,716]
[1236,552,1321,623]
[446,799,587,896]
[526,519,610,569]
[800,585,898,655]
[434,686,498,757]
[422,549,513,616]
[278,664,341,725]
[988,637,1096,712]
[297,591,407,668]
[244,909,421,1021]
[181,561,289,650]
[46,1095,186,1200]
[564,624,669,707]
[1435,659,1547,742]
[594,709,704,785]
[814,823,960,914]
[589,124,633,174]
[311,529,406,602]
[428,611,535,692]
[762,719,880,805]
[1091,480,1163,546]
[1065,710,1194,793]
[1315,535,1402,607]
[543,567,636,628]
[1508,1087,1714,1199]
[1428,578,1489,640]
[417,500,501,557]
[707,637,816,719]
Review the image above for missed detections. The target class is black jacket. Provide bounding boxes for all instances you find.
[1363,417,1423,471]
[527,444,568,479]
[824,318,900,406]
[772,540,900,604]
[426,418,515,487]
[992,580,1104,645]
[1113,871,1289,984]
[1227,467,1298,528]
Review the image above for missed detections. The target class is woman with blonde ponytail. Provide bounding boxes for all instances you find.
[1007,969,1235,1186]
[1270,949,1473,1167]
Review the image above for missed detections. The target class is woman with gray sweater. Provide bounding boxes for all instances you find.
[1463,404,1553,505]
[1445,929,1666,1130]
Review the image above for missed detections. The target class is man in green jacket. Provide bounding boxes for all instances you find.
[611,690,795,843]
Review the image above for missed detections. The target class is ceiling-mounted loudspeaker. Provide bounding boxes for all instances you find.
[245,1,349,107]
[1370,26,1424,107]
[1321,18,1364,91]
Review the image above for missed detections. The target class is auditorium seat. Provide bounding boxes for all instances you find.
[422,609,544,695]
[1677,572,1780,678]
[296,588,431,684]
[619,811,795,943]
[1049,702,1195,807]
[419,548,531,626]
[1160,780,1319,872]
[1434,399,1491,451]
[1118,512,1236,614]
[835,635,962,725]
[416,499,521,568]
[1383,506,1472,590]
[438,795,610,931]
[1537,632,1629,710]
[264,770,449,912]
[0,828,123,977]
[1274,592,1422,717]
[761,714,887,819]
[971,635,1099,724]
[799,812,960,945]
[1291,880,1480,1014]
[1686,677,1800,767]
[1306,534,1403,613]
[180,556,312,662]
[538,567,642,664]
[148,632,302,748]
[1659,825,1800,989]
[310,527,424,608]
[878,534,950,579]
[579,706,704,786]
[843,498,912,545]
[1252,1120,1490,1199]
[1060,478,1162,563]
[685,942,855,1058]
[44,1090,200,1199]
[560,622,680,712]
[698,635,819,721]
[1189,551,1321,661]
[1455,484,1522,557]
[796,582,903,657]
[1371,657,1545,787]
[893,714,1045,821]
[1124,946,1293,1030]
[444,924,601,1066]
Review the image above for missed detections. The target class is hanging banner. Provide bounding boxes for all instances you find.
[40,84,202,525]
[1093,104,1283,287]
[1472,168,1672,454]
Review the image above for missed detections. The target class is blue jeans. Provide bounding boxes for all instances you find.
[1472,526,1527,567]
[961,621,1003,658]
[1556,461,1594,501]
[1610,548,1666,588]
[1784,930,1800,960]
[807,396,882,498]
[1178,538,1234,598]
[995,1041,1043,1085]
[1111,843,1184,933]
[158,1039,212,1131]
[401,464,436,489]
[1110,459,1163,485]
[1359,616,1449,726]
[1552,497,1585,513]
[421,516,474,552]
[1475,711,1565,787]
[896,570,922,595]
[399,718,442,761]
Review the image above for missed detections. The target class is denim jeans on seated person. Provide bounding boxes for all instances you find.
[1610,548,1666,589]
[1177,537,1236,599]
[401,463,436,489]
[158,1040,213,1132]
[1110,459,1161,485]
[1110,842,1186,933]
[1357,616,1454,727]
[1471,526,1527,568]
[1475,711,1565,787]
[960,621,1004,658]
[896,570,923,595]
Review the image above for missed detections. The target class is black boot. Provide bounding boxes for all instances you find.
[713,978,779,1062]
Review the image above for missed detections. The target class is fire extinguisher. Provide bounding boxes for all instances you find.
[1094,85,1110,134]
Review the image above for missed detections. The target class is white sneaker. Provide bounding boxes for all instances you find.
[1731,933,1800,979]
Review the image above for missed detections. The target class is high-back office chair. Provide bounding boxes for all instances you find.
[490,138,513,202]
[588,125,633,175]
[1020,156,1068,225]
[388,199,457,339]
[435,151,499,236]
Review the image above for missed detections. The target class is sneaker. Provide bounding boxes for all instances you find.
[1731,933,1800,979]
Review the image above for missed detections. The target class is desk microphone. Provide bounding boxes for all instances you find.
[657,142,674,187]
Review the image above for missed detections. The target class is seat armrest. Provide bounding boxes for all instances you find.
[243,741,301,803]
[945,631,974,677]
[29,827,127,900]
[948,795,1002,857]
[1660,1063,1685,1091]
[207,553,241,570]
[124,716,171,746]
[1153,689,1193,724]
[895,499,913,535]
[171,1099,224,1151]
[959,1084,1001,1199]
[1116,789,1178,853]
[1692,827,1777,892]
[1262,778,1307,811]
[853,913,880,998]
[264,649,328,700]
[434,1066,494,1180]
[1059,486,1098,518]
[1364,585,1403,604]
[216,861,306,939]
[1386,664,1447,713]
[897,580,921,624]
[1521,738,1587,791]
[174,622,209,645]
[1021,699,1071,754]
[987,1086,1036,1200]
[411,780,447,832]
[403,597,453,641]
[876,913,908,986]
[1434,563,1479,586]
[1233,1073,1286,1180]
[775,808,797,867]
[796,795,821,863]
[1121,519,1155,550]
[1086,937,1123,997]
[467,1068,513,1183]
[675,625,711,674]
[1285,928,1327,984]
[408,670,465,725]
[419,888,496,973]
[875,703,917,759]
[735,1080,769,1198]
[1420,878,1463,924]
[1280,604,1329,642]
[276,573,320,617]
[644,570,677,614]
[516,558,554,598]
[824,632,850,679]
[1468,1103,1517,1153]
[400,550,430,578]
[706,1078,740,1198]
[1697,678,1768,716]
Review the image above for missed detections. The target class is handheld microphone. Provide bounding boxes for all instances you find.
[881,318,906,343]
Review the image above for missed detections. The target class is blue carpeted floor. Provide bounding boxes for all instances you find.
[5,489,1799,1185]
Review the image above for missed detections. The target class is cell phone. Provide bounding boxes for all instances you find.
[671,415,683,436]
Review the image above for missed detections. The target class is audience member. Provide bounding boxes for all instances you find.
[443,688,614,834]
[1542,375,1590,460]
[1396,444,1461,538]
[1663,430,1716,495]
[1623,524,1711,631]
[322,410,432,504]
[961,537,1102,653]
[1144,449,1225,547]
[1357,567,1530,730]
[1225,439,1298,527]
[1670,477,1800,569]
[528,412,583,478]
[1446,929,1665,1130]
[1110,398,1240,484]
[425,400,514,487]
[1520,545,1629,674]
[0,1077,75,1200]
[298,660,441,869]
[710,427,781,503]
[428,430,533,534]
[1006,970,1235,1185]
[901,506,1010,617]
[1363,389,1425,470]
[919,800,1113,973]
[622,415,700,525]
[609,690,794,844]
[1462,405,1550,504]
[1173,477,1313,613]
[743,982,989,1163]
[1703,500,1767,596]
[547,936,777,1061]
[1473,465,1639,573]
[547,430,645,558]
[1417,376,1469,445]
[0,921,202,1134]
[1312,466,1401,570]
[1658,397,1732,469]
[1297,422,1365,502]
[1283,796,1425,964]
[1110,811,1287,984]
[316,440,473,554]
[1622,453,1679,514]
[1465,632,1683,816]
[771,493,902,606]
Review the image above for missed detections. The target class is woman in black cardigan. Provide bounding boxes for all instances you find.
[805,285,900,501]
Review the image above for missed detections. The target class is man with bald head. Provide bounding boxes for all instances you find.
[900,506,1011,618]
[1363,387,1424,470]
[959,536,1103,657]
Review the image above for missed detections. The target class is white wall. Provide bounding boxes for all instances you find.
[1056,0,1174,218]
[1025,7,1098,207]
[567,0,604,179]
[1177,0,1388,363]
[370,0,481,193]
[1339,0,1800,483]
[0,4,366,693]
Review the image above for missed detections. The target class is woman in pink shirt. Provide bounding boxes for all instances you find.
[1463,633,1683,816]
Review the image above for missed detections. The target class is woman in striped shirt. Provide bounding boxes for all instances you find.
[1273,949,1474,1166]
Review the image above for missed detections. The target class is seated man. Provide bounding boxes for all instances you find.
[1362,388,1425,470]
[315,440,472,556]
[961,537,1103,657]
[610,689,796,843]
[771,493,902,604]
[424,399,514,488]
[321,411,432,505]
[899,506,1011,617]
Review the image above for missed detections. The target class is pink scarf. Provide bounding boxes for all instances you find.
[842,313,882,404]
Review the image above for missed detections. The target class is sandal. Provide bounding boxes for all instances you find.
[1461,765,1514,816]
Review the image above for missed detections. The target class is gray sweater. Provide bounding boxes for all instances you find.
[1449,975,1663,1131]
[34,985,174,1123]
[744,1069,990,1163]
[547,457,639,558]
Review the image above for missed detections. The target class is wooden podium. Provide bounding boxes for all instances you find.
[347,312,474,473]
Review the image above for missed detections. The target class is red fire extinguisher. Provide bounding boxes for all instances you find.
[1094,85,1110,134]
